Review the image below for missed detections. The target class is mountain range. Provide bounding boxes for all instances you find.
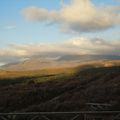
[2,54,120,71]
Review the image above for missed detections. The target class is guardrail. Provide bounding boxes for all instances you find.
[0,111,120,120]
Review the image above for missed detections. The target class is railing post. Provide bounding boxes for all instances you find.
[84,113,87,120]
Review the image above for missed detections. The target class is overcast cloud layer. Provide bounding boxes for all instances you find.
[0,37,119,64]
[22,0,120,33]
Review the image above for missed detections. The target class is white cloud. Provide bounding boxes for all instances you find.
[66,37,118,54]
[0,62,6,67]
[0,37,119,64]
[22,0,120,33]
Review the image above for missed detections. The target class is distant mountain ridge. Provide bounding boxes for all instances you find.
[2,54,120,71]
[57,54,120,61]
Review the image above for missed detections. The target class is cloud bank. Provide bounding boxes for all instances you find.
[22,0,120,33]
[0,37,119,64]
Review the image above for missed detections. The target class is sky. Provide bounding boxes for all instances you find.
[0,0,120,64]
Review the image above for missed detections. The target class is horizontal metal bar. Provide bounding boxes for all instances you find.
[86,103,112,106]
[0,111,120,115]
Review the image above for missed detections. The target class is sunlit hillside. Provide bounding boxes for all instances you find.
[0,60,120,112]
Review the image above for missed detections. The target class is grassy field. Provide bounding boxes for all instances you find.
[0,67,77,86]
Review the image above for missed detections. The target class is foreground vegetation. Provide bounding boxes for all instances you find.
[0,63,120,112]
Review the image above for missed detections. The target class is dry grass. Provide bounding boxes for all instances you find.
[0,67,76,79]
[0,60,120,79]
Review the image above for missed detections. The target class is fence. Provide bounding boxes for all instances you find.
[0,111,120,120]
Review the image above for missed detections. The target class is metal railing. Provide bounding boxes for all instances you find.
[0,111,120,120]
